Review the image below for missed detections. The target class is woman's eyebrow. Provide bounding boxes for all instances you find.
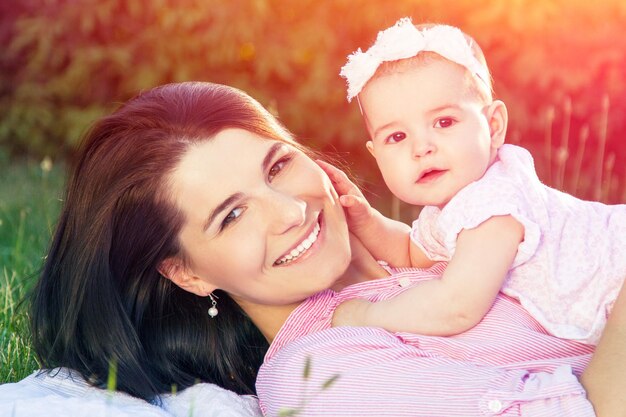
[202,142,285,232]
[203,193,244,231]
[262,142,285,172]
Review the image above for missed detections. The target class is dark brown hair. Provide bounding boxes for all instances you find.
[31,82,300,401]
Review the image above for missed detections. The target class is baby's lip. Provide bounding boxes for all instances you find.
[416,168,446,183]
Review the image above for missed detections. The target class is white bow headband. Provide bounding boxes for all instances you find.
[340,18,491,102]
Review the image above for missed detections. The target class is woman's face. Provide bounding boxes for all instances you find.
[167,128,352,306]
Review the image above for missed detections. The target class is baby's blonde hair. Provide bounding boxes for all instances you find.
[369,24,493,105]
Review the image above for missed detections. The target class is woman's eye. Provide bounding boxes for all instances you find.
[435,117,455,128]
[384,132,406,144]
[221,207,245,229]
[268,154,293,181]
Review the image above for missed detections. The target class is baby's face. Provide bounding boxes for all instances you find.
[359,58,502,208]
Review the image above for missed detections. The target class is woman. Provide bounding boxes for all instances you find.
[25,82,625,416]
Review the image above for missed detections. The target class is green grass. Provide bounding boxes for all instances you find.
[0,157,65,383]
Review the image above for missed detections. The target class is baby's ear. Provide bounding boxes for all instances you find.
[486,100,508,149]
[365,140,376,157]
[158,258,215,297]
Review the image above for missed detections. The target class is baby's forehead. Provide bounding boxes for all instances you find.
[374,51,443,76]
[364,56,490,105]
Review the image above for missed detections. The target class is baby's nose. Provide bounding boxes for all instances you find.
[412,136,435,158]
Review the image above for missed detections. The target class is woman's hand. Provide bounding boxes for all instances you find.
[331,298,373,327]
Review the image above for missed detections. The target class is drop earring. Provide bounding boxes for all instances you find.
[208,293,219,318]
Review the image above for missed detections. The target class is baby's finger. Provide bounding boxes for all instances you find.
[316,160,364,197]
[339,194,370,216]
[316,160,346,186]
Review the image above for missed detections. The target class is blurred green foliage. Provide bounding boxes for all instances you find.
[1,0,625,206]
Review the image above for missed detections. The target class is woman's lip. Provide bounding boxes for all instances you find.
[273,212,323,267]
[416,169,446,184]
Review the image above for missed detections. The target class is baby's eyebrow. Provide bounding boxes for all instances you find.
[372,121,399,139]
[426,103,463,115]
[371,104,464,138]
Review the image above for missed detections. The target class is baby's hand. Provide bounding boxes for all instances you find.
[331,298,373,327]
[315,160,374,231]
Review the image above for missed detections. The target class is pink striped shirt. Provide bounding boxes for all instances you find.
[257,263,596,416]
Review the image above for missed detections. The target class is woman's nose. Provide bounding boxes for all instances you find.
[266,190,307,234]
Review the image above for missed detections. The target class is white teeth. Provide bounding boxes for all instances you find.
[275,220,321,265]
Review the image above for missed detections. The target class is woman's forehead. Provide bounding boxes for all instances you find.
[169,130,292,207]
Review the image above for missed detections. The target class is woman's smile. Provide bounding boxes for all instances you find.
[274,212,323,266]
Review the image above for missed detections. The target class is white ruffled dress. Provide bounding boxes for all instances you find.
[411,144,626,345]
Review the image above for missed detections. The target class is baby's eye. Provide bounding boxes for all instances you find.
[268,154,293,182]
[221,207,245,229]
[434,117,455,128]
[384,132,406,144]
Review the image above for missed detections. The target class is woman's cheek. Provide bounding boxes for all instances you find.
[229,229,268,270]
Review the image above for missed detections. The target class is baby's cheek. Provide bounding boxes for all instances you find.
[383,170,409,195]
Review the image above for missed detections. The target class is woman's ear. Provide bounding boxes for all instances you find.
[158,258,215,297]
[485,100,508,150]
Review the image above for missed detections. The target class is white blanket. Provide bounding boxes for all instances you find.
[0,368,262,417]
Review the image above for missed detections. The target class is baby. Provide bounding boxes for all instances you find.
[324,18,626,345]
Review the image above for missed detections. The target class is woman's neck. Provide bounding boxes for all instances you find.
[236,301,299,344]
[237,233,387,343]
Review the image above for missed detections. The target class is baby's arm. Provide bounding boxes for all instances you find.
[409,238,435,267]
[333,215,524,335]
[316,160,432,267]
